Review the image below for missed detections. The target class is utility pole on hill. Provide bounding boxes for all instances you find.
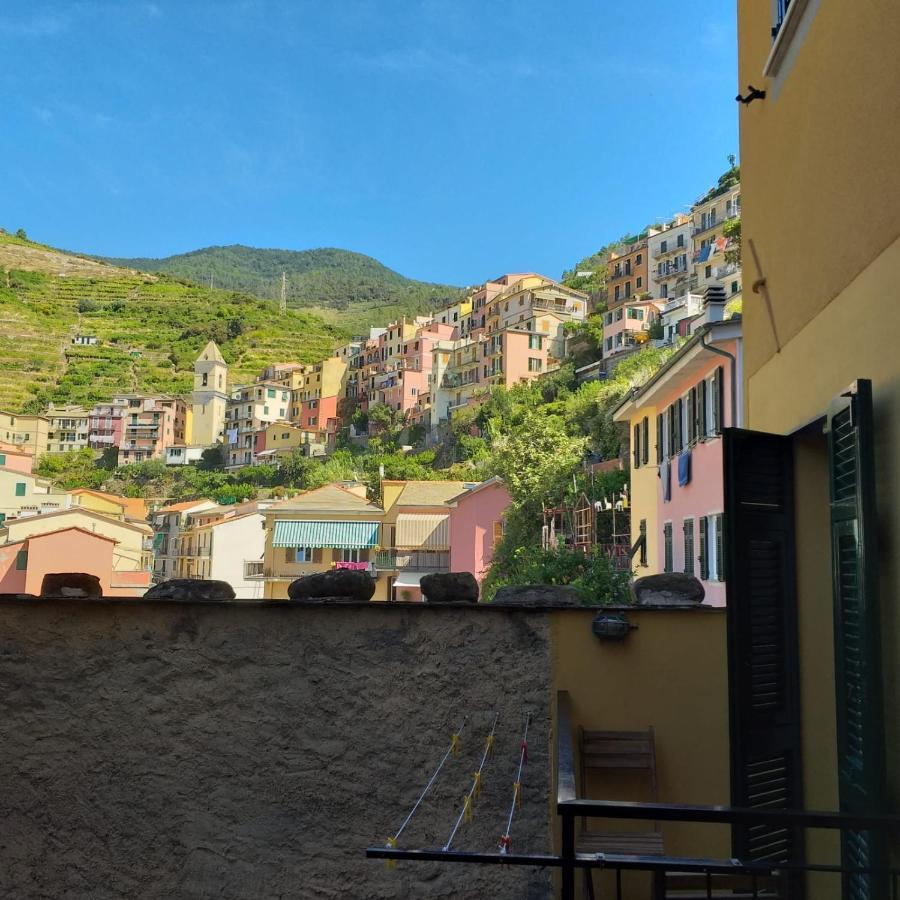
[280,271,286,314]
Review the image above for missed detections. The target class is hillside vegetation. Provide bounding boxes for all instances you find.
[0,234,346,412]
[104,245,464,334]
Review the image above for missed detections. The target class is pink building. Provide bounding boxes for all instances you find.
[89,399,127,452]
[614,311,741,607]
[0,526,150,597]
[448,477,511,586]
[0,442,34,474]
[483,328,553,387]
[601,297,664,360]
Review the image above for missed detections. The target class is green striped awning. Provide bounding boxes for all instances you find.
[272,520,380,549]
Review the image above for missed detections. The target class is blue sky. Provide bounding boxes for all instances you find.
[1,1,738,286]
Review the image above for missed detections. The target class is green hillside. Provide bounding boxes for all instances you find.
[0,234,346,413]
[104,245,464,333]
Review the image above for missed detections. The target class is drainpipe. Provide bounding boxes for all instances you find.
[700,330,738,428]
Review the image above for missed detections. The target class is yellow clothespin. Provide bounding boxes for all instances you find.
[485,733,494,757]
[385,835,397,870]
[451,732,460,755]
[463,793,473,823]
[472,771,482,799]
[513,781,522,809]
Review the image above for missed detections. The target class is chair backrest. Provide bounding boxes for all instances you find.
[579,727,658,803]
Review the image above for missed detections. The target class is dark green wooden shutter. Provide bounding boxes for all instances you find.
[715,514,725,581]
[656,413,664,464]
[699,379,708,438]
[641,416,649,466]
[723,428,804,889]
[663,523,673,572]
[716,366,725,432]
[682,518,694,575]
[687,390,696,444]
[633,423,640,469]
[699,516,709,579]
[824,380,887,900]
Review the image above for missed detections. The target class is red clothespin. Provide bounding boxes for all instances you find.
[499,834,511,855]
[520,739,528,764]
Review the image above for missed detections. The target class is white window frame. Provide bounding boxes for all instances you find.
[705,373,719,437]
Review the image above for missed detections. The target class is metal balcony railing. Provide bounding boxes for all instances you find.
[374,550,450,572]
[369,690,900,899]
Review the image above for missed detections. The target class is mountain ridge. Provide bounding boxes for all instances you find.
[102,244,464,331]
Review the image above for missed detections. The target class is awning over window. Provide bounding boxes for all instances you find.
[272,520,379,549]
[395,514,450,550]
[393,571,425,589]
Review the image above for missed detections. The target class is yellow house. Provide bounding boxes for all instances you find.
[67,488,149,522]
[255,422,326,463]
[0,467,72,523]
[379,480,469,601]
[0,411,50,458]
[0,506,153,575]
[44,403,91,454]
[612,401,659,577]
[737,1,900,889]
[260,483,387,600]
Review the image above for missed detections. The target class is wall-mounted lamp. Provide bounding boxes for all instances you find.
[592,612,637,641]
[736,85,766,105]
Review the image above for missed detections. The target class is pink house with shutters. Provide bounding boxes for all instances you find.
[447,477,511,588]
[614,312,742,607]
[0,442,34,474]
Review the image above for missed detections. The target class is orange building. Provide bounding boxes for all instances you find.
[607,239,649,304]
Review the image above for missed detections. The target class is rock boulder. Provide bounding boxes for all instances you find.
[144,579,236,601]
[287,569,376,602]
[420,572,479,604]
[631,572,705,606]
[39,573,103,599]
[492,585,582,607]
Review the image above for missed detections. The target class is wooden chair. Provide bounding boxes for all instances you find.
[577,727,665,898]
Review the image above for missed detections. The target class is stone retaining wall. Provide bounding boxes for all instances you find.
[0,598,553,899]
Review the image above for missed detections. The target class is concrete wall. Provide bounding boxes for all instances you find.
[0,599,553,900]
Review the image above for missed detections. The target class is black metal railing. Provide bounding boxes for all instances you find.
[368,689,900,899]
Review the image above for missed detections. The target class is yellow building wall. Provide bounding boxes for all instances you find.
[551,608,730,898]
[0,413,50,457]
[740,1,900,873]
[319,357,348,399]
[70,493,126,518]
[738,2,900,382]
[623,407,659,577]
[0,471,70,521]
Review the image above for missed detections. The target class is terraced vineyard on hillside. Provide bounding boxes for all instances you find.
[0,235,348,413]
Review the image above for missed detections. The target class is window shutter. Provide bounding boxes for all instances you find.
[641,416,649,466]
[633,423,641,469]
[699,516,709,579]
[711,370,721,434]
[674,400,683,452]
[723,427,804,884]
[687,390,695,444]
[682,518,694,575]
[700,379,708,437]
[668,406,676,457]
[715,514,725,581]
[824,379,887,899]
[716,366,725,432]
[663,523,673,573]
[656,413,664,464]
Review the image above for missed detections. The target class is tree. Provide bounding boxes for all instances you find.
[490,412,586,507]
[724,217,742,266]
[198,445,225,470]
[15,228,27,240]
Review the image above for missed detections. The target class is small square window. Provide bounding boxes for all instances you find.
[16,549,28,570]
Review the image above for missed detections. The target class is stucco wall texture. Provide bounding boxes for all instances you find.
[0,599,552,900]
